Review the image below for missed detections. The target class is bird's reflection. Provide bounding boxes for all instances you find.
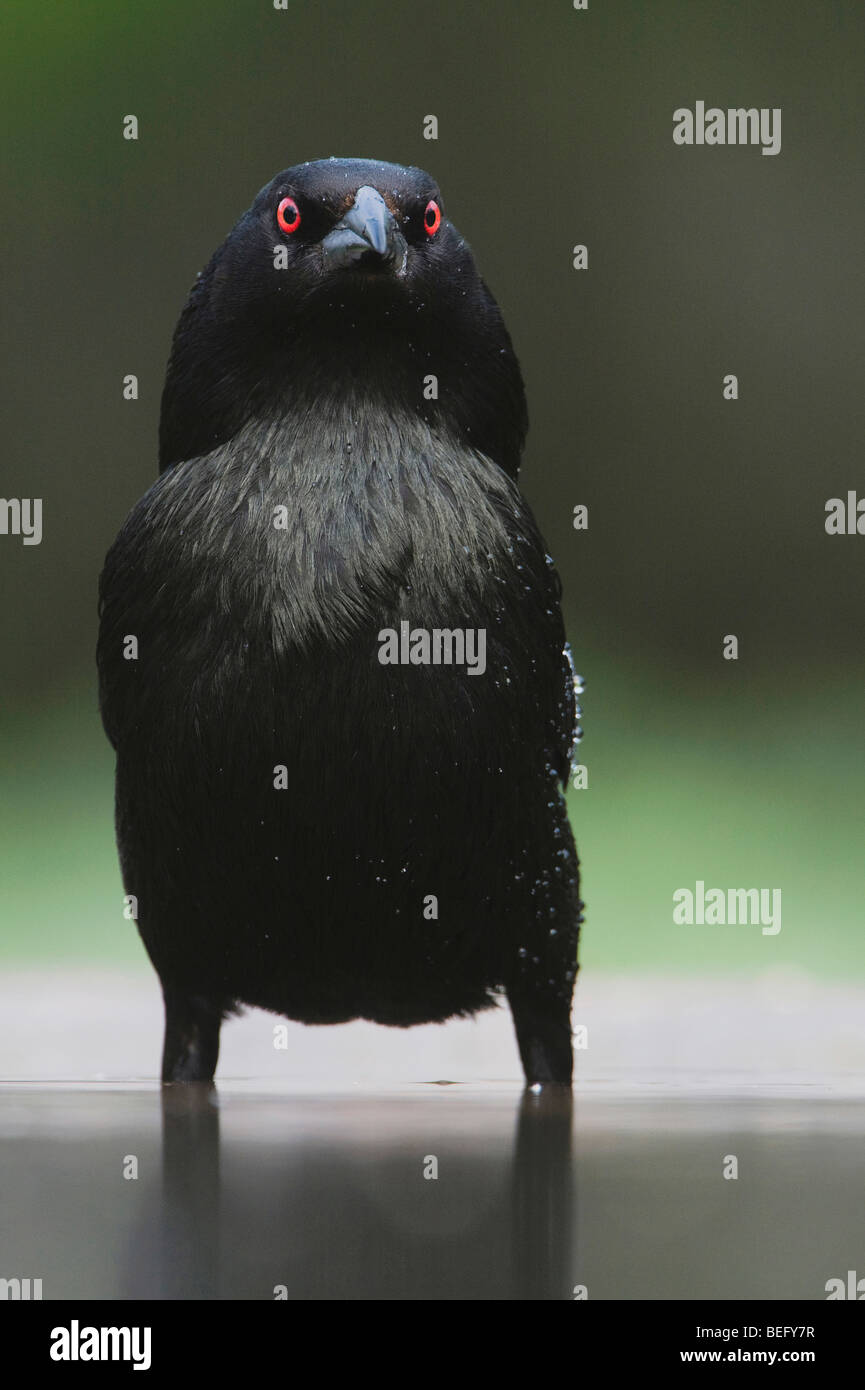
[145,1084,575,1300]
[159,1083,221,1299]
[511,1086,574,1299]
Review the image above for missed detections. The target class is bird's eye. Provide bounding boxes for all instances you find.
[277,197,301,235]
[423,200,442,236]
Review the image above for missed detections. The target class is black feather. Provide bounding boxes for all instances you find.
[97,157,581,1084]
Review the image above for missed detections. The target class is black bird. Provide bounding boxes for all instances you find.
[97,157,582,1086]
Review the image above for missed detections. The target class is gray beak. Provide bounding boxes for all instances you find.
[321,185,407,275]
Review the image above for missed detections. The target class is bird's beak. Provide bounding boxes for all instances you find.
[321,185,408,276]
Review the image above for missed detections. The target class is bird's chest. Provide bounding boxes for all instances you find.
[124,426,539,745]
[227,440,521,650]
[102,432,555,822]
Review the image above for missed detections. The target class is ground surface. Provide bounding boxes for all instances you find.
[1,970,863,1300]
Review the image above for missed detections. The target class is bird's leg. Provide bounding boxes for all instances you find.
[160,985,223,1083]
[507,983,574,1087]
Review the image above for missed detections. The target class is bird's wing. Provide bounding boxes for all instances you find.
[543,558,581,790]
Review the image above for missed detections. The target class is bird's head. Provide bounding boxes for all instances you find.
[257,157,443,284]
[159,158,527,475]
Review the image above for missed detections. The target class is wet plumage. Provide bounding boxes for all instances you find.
[97,157,581,1084]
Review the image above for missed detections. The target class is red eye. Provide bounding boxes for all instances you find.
[423,200,441,236]
[277,197,301,234]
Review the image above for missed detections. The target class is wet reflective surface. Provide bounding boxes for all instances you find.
[2,1077,864,1300]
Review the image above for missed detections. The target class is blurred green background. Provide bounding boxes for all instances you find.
[1,0,863,979]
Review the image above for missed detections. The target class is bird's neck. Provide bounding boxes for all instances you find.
[261,383,447,467]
